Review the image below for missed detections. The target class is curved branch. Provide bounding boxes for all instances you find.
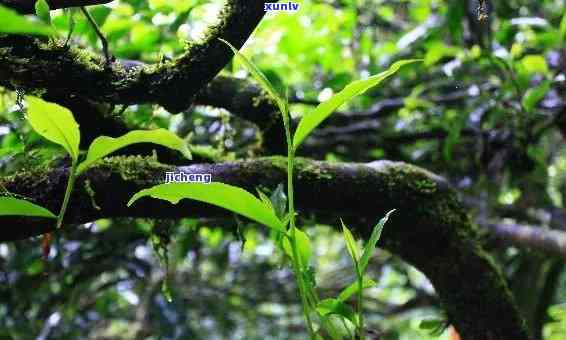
[0,0,274,113]
[0,156,530,339]
[0,0,112,14]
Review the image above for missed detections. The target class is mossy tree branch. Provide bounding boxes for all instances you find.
[0,156,530,340]
[0,0,276,113]
[0,0,113,14]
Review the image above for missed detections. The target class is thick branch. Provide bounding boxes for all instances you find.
[0,0,112,14]
[0,156,530,339]
[0,0,273,113]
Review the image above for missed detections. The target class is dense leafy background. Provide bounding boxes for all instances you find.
[2,0,566,339]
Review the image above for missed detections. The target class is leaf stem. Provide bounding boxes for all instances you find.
[56,160,77,229]
[282,103,316,338]
[357,269,365,340]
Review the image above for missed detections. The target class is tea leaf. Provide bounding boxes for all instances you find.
[25,96,80,161]
[316,298,357,324]
[0,4,53,35]
[0,197,56,219]
[293,59,421,150]
[338,277,377,302]
[77,129,191,174]
[128,182,284,231]
[220,38,288,117]
[341,219,359,266]
[359,209,395,274]
[282,228,313,267]
[522,80,550,114]
[34,0,51,24]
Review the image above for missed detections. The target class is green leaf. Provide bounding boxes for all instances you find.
[256,189,276,214]
[269,183,287,219]
[341,219,359,267]
[0,4,53,35]
[128,182,284,231]
[337,277,377,302]
[359,209,395,274]
[25,96,80,161]
[0,197,57,219]
[219,38,288,117]
[560,13,566,41]
[293,59,421,150]
[316,298,357,325]
[522,81,550,114]
[282,228,313,267]
[549,303,566,321]
[77,129,191,174]
[319,315,350,340]
[419,318,447,336]
[520,55,548,75]
[34,0,51,25]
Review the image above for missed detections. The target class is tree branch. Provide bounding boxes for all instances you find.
[0,0,112,14]
[482,221,566,259]
[0,156,530,339]
[0,0,274,113]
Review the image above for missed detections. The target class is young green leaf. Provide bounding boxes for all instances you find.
[34,0,51,25]
[282,228,313,267]
[419,318,448,336]
[0,4,53,35]
[25,96,80,162]
[359,209,395,274]
[522,80,550,114]
[316,298,357,324]
[341,219,360,266]
[337,277,377,302]
[293,59,421,150]
[256,189,277,214]
[219,38,288,117]
[549,303,566,321]
[269,183,287,219]
[128,182,284,231]
[76,129,192,174]
[0,197,57,219]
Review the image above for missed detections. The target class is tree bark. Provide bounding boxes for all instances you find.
[0,156,531,339]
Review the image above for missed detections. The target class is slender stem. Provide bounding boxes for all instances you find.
[80,6,112,66]
[357,270,365,340]
[56,161,77,229]
[281,104,316,338]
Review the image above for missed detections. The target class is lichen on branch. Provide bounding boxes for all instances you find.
[0,156,530,339]
[0,0,276,113]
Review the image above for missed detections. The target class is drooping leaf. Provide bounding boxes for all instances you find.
[25,96,80,161]
[359,209,395,274]
[338,277,377,302]
[522,80,550,114]
[319,315,350,340]
[34,0,51,25]
[219,38,288,118]
[293,59,421,150]
[0,4,53,35]
[77,129,191,174]
[316,298,357,325]
[128,182,284,231]
[0,197,56,219]
[341,219,359,267]
[282,228,313,267]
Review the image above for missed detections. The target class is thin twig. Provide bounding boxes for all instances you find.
[80,6,112,67]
